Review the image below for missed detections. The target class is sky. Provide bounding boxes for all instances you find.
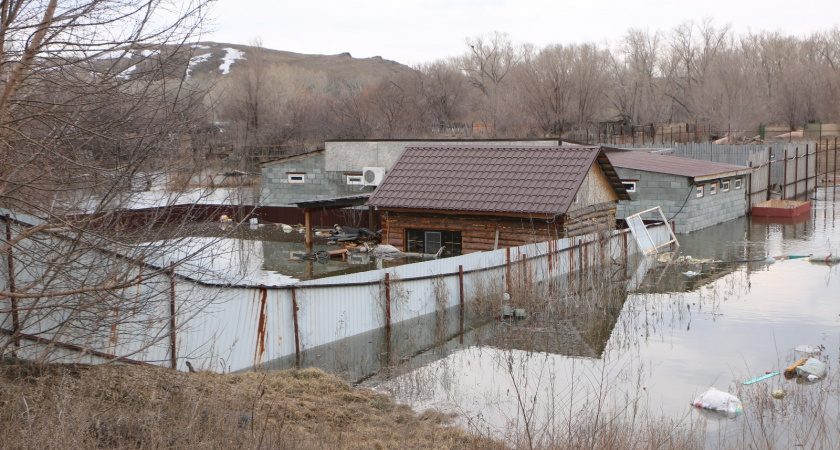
[204,0,839,66]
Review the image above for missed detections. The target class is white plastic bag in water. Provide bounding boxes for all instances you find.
[692,387,743,414]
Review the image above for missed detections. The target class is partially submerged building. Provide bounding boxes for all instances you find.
[260,139,560,207]
[604,149,752,233]
[366,145,629,255]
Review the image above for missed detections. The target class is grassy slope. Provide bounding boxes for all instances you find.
[0,361,501,449]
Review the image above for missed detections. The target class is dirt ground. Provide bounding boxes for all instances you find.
[0,359,501,449]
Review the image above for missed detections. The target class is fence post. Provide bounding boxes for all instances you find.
[5,215,20,351]
[783,149,788,199]
[747,162,753,213]
[291,288,300,368]
[767,147,773,201]
[169,262,177,370]
[458,265,464,344]
[806,144,810,194]
[794,147,799,199]
[505,248,511,294]
[384,273,391,332]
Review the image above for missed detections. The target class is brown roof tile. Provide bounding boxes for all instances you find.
[367,146,625,216]
[604,149,751,179]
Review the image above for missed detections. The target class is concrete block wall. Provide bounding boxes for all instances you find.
[615,168,747,233]
[261,153,375,206]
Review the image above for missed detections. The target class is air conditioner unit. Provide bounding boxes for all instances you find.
[362,167,386,186]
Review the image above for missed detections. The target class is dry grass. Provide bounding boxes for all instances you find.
[0,359,502,449]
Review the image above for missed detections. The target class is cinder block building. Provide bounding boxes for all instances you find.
[604,149,752,233]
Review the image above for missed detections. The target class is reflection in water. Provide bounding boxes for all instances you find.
[348,192,840,447]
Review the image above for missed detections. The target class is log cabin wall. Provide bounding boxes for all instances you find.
[563,202,618,237]
[380,202,617,254]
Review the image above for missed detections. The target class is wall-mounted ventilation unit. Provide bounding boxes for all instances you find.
[362,167,386,186]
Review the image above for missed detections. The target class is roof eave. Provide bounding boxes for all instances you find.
[373,206,557,219]
[692,168,753,183]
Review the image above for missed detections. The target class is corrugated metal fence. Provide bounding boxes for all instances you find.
[624,142,835,210]
[2,210,673,373]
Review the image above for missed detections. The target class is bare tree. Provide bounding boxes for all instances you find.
[0,0,217,364]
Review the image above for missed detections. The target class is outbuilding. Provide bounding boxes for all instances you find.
[366,145,630,255]
[604,149,752,233]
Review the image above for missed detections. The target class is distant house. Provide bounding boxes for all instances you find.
[604,149,752,233]
[366,146,629,255]
[260,139,560,207]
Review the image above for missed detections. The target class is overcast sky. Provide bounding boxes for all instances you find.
[204,0,838,66]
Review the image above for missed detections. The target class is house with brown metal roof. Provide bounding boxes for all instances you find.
[366,146,630,255]
[603,149,753,233]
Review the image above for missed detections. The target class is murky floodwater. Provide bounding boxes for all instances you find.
[360,189,840,447]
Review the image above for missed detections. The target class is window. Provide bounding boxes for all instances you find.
[287,173,305,184]
[406,229,462,256]
[709,182,718,195]
[721,180,730,192]
[622,181,637,193]
[734,178,743,189]
[345,174,364,185]
[696,185,704,198]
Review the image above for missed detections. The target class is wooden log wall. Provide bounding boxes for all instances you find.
[381,203,617,254]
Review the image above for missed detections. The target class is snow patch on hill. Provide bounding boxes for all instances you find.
[219,48,245,75]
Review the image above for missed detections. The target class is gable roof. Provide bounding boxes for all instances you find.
[603,149,751,182]
[366,146,628,216]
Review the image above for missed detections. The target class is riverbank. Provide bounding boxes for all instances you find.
[0,360,501,449]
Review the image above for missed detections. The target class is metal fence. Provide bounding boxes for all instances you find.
[619,142,837,210]
[2,209,673,373]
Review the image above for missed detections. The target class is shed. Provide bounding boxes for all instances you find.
[604,149,752,233]
[366,146,629,255]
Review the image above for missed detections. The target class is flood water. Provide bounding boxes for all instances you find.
[359,189,840,447]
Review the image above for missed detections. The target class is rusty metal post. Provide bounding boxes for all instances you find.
[169,262,177,370]
[547,239,553,291]
[5,215,20,350]
[384,273,391,331]
[505,247,511,294]
[291,288,300,368]
[458,265,464,344]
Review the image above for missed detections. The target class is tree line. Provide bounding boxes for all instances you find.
[217,20,840,161]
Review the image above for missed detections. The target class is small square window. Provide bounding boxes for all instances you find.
[696,185,704,198]
[345,174,363,185]
[734,178,742,189]
[622,181,637,193]
[709,183,718,195]
[721,180,730,192]
[287,173,305,184]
